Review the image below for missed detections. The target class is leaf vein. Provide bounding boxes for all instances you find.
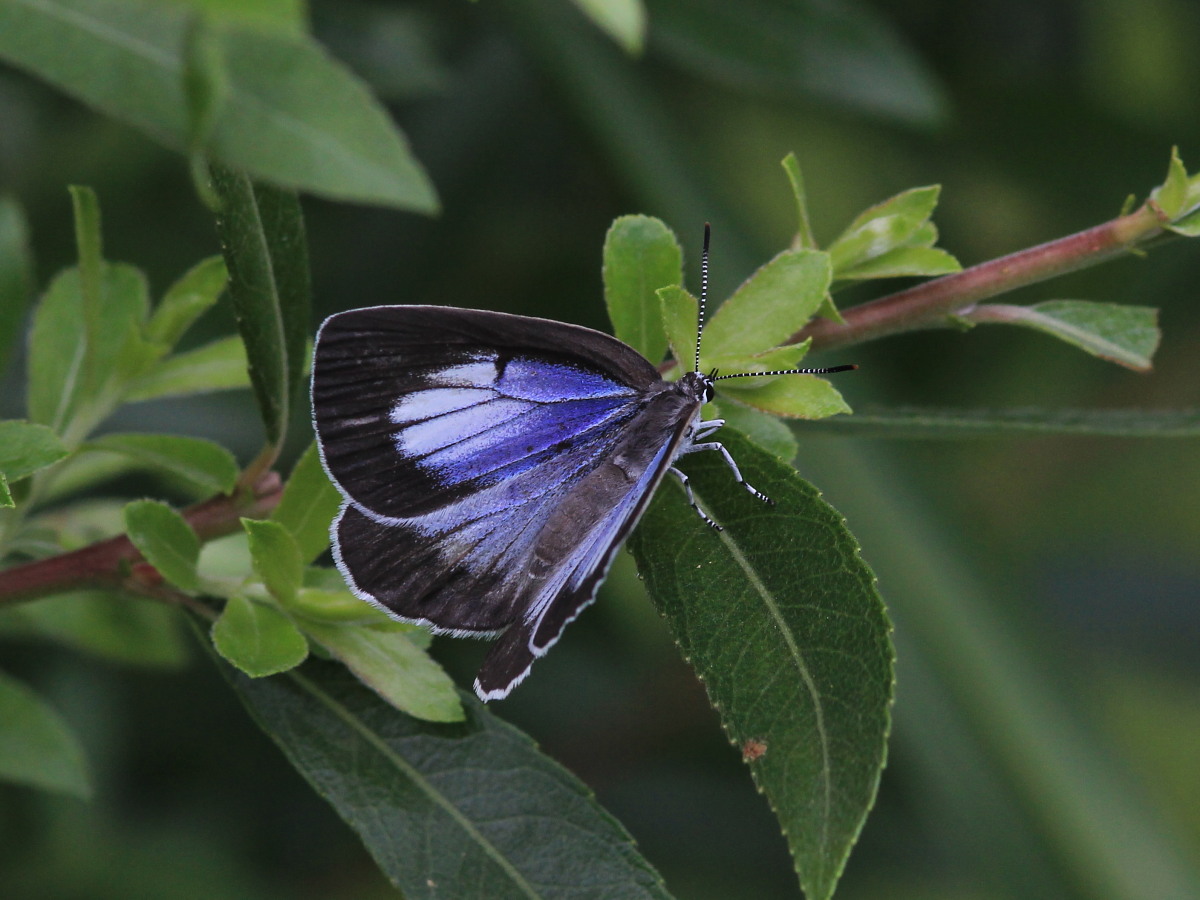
[289,672,543,898]
[714,524,833,857]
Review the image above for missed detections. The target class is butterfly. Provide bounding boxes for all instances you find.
[311,225,854,701]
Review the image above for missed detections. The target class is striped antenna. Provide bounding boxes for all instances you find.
[695,224,856,381]
[713,364,858,381]
[694,222,711,374]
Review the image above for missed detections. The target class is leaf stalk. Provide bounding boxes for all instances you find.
[0,471,282,607]
[798,200,1171,352]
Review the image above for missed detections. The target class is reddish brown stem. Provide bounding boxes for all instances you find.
[0,471,282,607]
[797,200,1171,352]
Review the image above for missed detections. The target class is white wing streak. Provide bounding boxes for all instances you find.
[433,356,499,386]
[394,396,530,456]
[389,387,497,425]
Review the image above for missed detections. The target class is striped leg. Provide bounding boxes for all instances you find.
[690,441,773,506]
[669,467,721,531]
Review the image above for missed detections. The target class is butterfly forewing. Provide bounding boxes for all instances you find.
[314,306,658,519]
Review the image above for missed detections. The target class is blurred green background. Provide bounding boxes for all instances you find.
[2,1,1199,898]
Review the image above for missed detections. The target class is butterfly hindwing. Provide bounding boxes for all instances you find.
[473,384,702,698]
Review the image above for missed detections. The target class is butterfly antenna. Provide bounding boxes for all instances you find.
[694,224,857,380]
[712,364,858,381]
[695,222,711,374]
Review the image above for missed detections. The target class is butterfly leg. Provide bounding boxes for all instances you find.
[693,418,725,442]
[690,441,774,506]
[669,467,722,531]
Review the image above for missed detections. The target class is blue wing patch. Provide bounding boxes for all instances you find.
[387,354,642,490]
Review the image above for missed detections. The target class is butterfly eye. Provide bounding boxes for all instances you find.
[703,382,715,403]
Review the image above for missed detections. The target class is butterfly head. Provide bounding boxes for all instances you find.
[677,369,716,405]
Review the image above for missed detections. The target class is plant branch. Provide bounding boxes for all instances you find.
[0,471,282,607]
[797,199,1173,352]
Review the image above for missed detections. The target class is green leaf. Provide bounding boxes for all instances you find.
[146,256,228,348]
[0,475,11,508]
[840,184,941,236]
[1152,149,1200,235]
[971,300,1160,372]
[36,453,138,503]
[60,191,162,433]
[0,590,189,667]
[123,499,200,591]
[714,400,798,461]
[168,0,307,35]
[125,334,250,402]
[813,293,846,324]
[603,215,681,364]
[210,165,310,448]
[301,621,463,723]
[0,0,438,211]
[181,13,228,159]
[271,442,343,564]
[212,594,308,677]
[782,152,816,250]
[243,518,303,605]
[703,340,811,386]
[88,433,239,495]
[720,374,852,420]
[98,267,155,386]
[0,196,34,377]
[68,186,118,406]
[800,405,1200,438]
[69,186,104,359]
[285,584,384,624]
[215,24,438,210]
[226,658,672,899]
[1170,206,1200,237]
[657,284,698,373]
[1152,146,1189,220]
[27,263,151,437]
[0,670,91,799]
[834,245,961,281]
[0,421,69,482]
[828,186,948,277]
[701,250,831,360]
[629,431,892,900]
[572,0,645,54]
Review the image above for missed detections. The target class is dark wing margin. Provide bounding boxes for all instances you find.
[333,504,513,634]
